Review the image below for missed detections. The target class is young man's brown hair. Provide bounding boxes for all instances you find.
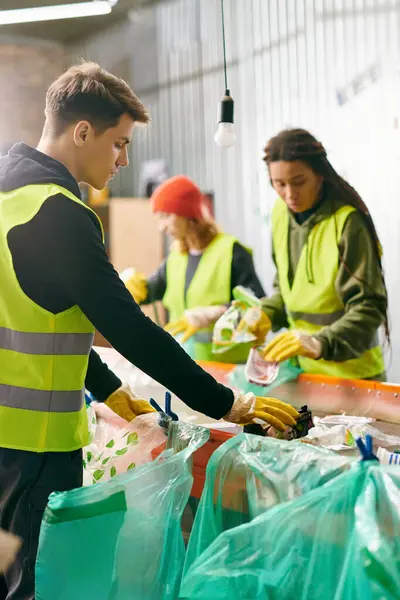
[45,61,150,135]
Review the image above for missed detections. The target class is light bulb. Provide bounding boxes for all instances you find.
[214,122,236,148]
[0,1,115,25]
[215,90,236,148]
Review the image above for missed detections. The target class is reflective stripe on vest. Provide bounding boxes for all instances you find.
[272,198,385,379]
[288,310,345,327]
[0,327,94,356]
[0,183,103,452]
[0,385,84,413]
[163,233,251,362]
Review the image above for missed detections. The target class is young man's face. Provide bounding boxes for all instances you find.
[77,113,135,190]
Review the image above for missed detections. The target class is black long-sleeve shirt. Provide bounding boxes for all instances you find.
[0,143,234,419]
[144,245,265,304]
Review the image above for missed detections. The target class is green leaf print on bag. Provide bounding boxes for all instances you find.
[127,432,139,445]
[115,447,128,456]
[93,470,105,482]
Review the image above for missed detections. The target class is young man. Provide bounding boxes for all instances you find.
[0,62,297,599]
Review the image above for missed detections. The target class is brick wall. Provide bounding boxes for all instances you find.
[0,40,65,153]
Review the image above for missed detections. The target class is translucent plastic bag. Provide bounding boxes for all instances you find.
[184,433,352,574]
[181,462,400,600]
[211,286,262,357]
[228,359,303,395]
[212,301,257,354]
[83,404,167,484]
[36,422,209,600]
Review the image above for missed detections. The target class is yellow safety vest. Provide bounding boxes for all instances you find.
[0,184,102,452]
[163,233,252,363]
[272,198,385,379]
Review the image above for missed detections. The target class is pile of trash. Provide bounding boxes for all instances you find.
[302,414,400,457]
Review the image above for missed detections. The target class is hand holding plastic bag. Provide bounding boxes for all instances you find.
[212,300,258,354]
[105,383,157,422]
[237,308,271,345]
[212,286,264,355]
[83,404,166,485]
[165,306,226,343]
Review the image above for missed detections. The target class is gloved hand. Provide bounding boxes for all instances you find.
[0,529,21,574]
[165,305,226,343]
[120,267,148,304]
[105,384,156,422]
[224,392,299,432]
[261,330,322,362]
[237,307,272,345]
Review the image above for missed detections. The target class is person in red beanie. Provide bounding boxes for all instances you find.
[124,175,266,362]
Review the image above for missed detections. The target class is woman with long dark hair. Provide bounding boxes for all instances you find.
[257,128,388,379]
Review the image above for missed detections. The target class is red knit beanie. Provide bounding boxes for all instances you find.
[151,175,205,220]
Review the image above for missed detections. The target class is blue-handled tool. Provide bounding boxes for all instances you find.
[150,391,179,422]
[149,397,170,432]
[149,398,164,414]
[164,392,179,421]
[85,391,95,405]
[356,434,378,462]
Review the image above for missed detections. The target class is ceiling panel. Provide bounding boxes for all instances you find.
[0,0,162,43]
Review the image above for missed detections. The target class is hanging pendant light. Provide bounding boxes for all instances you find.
[214,0,236,148]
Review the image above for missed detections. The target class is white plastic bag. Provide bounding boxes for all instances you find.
[83,403,167,485]
[305,414,400,452]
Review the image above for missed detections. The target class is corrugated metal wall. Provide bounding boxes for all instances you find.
[69,0,400,380]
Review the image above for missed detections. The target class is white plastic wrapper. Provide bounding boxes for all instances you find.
[305,414,400,452]
[305,423,356,451]
[317,415,375,427]
[376,447,400,465]
[83,403,167,485]
[244,348,279,386]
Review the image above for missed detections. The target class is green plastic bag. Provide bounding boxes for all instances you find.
[228,359,303,395]
[184,433,352,575]
[36,422,209,600]
[211,286,262,357]
[181,462,400,600]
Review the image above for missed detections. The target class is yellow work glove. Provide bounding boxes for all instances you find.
[165,317,198,343]
[105,384,156,422]
[262,330,322,363]
[120,268,148,304]
[224,392,299,432]
[237,307,272,345]
[165,306,226,343]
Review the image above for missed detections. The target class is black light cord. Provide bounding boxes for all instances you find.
[220,0,228,92]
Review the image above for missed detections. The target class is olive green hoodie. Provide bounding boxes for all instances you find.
[261,190,387,364]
